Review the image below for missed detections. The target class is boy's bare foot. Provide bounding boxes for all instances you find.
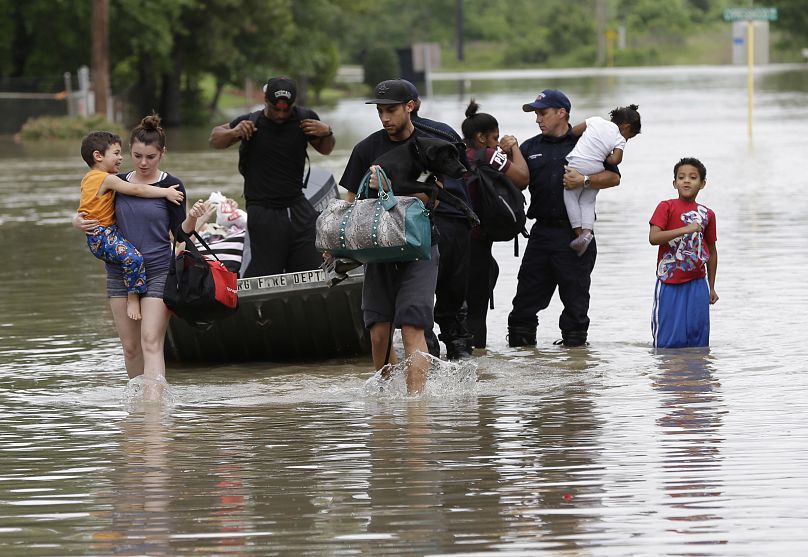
[127,293,142,320]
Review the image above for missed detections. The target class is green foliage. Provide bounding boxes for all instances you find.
[362,47,400,88]
[2,0,804,126]
[772,0,808,49]
[618,0,692,34]
[503,36,551,67]
[19,115,126,141]
[614,47,661,66]
[1,0,91,76]
[308,40,341,101]
[0,0,14,76]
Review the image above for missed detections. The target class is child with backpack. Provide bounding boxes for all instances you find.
[461,100,529,348]
[565,104,641,255]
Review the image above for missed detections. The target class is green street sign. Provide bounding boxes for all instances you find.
[724,7,778,21]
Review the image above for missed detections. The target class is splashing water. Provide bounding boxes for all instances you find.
[362,352,477,399]
[122,375,176,411]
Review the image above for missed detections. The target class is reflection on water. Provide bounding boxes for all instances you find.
[2,65,808,554]
[652,349,725,537]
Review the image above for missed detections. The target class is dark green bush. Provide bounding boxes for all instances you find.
[362,46,400,88]
[19,115,126,141]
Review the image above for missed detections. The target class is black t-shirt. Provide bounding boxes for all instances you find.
[520,127,620,223]
[339,128,432,196]
[230,106,319,208]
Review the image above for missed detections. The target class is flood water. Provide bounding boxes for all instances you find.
[2,64,808,555]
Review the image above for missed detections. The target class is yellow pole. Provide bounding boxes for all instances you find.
[606,30,616,68]
[747,20,754,138]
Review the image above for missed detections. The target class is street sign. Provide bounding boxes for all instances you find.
[724,7,778,21]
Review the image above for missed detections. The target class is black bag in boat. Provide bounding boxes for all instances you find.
[163,230,239,328]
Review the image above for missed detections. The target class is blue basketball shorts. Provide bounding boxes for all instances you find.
[651,278,710,348]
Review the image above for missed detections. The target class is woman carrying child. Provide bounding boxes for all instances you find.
[75,114,207,397]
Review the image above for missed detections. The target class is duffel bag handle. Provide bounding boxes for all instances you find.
[358,167,398,211]
[173,228,225,264]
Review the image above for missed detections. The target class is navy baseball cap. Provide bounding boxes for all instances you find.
[365,79,413,104]
[522,89,571,112]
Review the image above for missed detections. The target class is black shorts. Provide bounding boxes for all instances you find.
[361,245,439,330]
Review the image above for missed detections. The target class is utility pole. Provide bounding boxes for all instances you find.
[595,0,608,66]
[91,0,110,117]
[455,0,464,61]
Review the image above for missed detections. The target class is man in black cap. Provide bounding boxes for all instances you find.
[401,80,474,360]
[209,76,335,277]
[508,89,621,348]
[339,79,439,393]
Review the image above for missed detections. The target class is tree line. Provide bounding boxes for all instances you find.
[1,0,805,127]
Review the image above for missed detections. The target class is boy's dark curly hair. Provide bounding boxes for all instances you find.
[674,157,707,180]
[80,131,121,167]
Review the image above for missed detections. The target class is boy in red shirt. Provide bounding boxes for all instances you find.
[649,157,718,348]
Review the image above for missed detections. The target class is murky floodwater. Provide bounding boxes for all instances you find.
[2,65,808,556]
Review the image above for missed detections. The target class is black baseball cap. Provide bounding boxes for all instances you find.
[264,76,297,105]
[365,79,413,105]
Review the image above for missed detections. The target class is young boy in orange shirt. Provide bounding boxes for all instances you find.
[78,131,184,320]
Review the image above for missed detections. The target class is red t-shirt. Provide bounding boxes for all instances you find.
[649,198,717,284]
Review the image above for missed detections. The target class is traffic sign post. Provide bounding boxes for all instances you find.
[724,7,778,139]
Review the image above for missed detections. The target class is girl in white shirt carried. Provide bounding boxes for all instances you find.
[566,104,641,255]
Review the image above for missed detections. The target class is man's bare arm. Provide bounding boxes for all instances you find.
[209,120,256,149]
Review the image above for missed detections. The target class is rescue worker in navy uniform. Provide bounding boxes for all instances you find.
[403,80,475,360]
[209,76,335,277]
[508,90,620,347]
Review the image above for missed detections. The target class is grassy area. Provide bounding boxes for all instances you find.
[440,41,507,71]
[19,114,126,141]
[197,74,369,115]
[438,25,801,70]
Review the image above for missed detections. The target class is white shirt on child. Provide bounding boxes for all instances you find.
[566,116,626,176]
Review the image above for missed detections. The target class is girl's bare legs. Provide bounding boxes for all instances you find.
[109,297,144,379]
[140,297,171,401]
[110,296,170,401]
[126,293,142,321]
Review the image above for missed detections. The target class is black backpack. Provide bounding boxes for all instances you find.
[469,148,528,251]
